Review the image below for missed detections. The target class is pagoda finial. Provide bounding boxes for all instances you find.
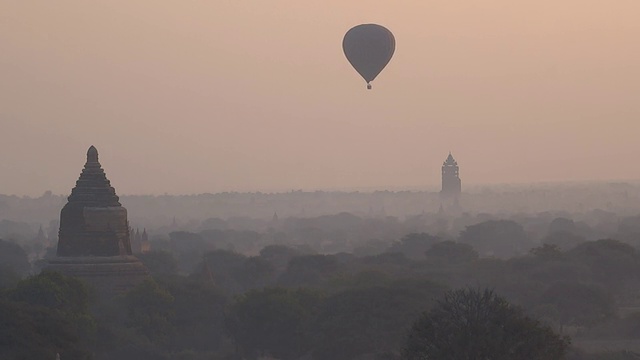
[87,146,99,164]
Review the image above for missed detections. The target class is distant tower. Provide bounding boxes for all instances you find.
[441,152,461,199]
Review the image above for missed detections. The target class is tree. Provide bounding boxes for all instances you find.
[404,288,569,360]
[567,239,640,294]
[352,238,389,257]
[225,287,323,360]
[192,250,274,294]
[425,241,478,265]
[162,278,228,351]
[388,233,440,260]
[278,254,342,288]
[137,250,179,278]
[548,217,578,235]
[259,244,301,273]
[240,256,275,289]
[168,231,208,273]
[4,271,95,358]
[458,220,533,258]
[0,265,20,290]
[0,300,92,359]
[8,271,93,317]
[312,280,446,360]
[540,281,615,329]
[529,243,564,260]
[542,231,585,251]
[0,239,30,274]
[124,279,175,342]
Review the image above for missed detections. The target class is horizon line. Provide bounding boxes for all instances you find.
[7,177,640,198]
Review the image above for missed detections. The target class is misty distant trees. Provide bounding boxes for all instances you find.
[137,250,179,278]
[0,239,30,275]
[6,234,640,359]
[425,240,478,265]
[10,195,640,358]
[387,232,440,260]
[225,287,323,360]
[459,220,533,258]
[190,250,275,295]
[540,281,615,329]
[278,255,343,288]
[542,217,587,250]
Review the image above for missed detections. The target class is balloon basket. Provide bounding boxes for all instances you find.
[367,84,372,90]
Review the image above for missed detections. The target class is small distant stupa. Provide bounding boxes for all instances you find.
[130,228,151,254]
[47,146,148,295]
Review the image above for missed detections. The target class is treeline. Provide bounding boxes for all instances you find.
[3,232,640,359]
[3,181,640,228]
[8,209,640,273]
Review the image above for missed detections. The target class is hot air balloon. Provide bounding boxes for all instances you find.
[343,24,395,90]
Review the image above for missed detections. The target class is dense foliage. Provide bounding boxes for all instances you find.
[4,211,640,359]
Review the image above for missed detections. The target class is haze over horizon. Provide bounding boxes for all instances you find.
[2,1,639,196]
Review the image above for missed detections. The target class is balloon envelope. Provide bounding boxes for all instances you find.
[342,24,395,87]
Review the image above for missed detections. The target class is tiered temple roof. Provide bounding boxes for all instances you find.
[66,145,121,207]
[56,146,132,257]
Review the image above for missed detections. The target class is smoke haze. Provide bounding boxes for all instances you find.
[1,1,639,195]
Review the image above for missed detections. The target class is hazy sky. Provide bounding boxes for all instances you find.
[1,1,639,196]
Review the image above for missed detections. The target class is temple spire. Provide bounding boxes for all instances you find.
[87,145,99,164]
[66,145,120,206]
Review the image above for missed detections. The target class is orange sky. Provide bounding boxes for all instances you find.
[1,1,639,196]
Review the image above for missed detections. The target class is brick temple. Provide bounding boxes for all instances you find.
[47,146,148,295]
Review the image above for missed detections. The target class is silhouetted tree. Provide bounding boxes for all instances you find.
[404,288,569,360]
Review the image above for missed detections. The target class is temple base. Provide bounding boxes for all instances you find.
[46,256,150,296]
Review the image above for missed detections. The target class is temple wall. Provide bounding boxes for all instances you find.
[58,205,131,256]
[46,256,149,296]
